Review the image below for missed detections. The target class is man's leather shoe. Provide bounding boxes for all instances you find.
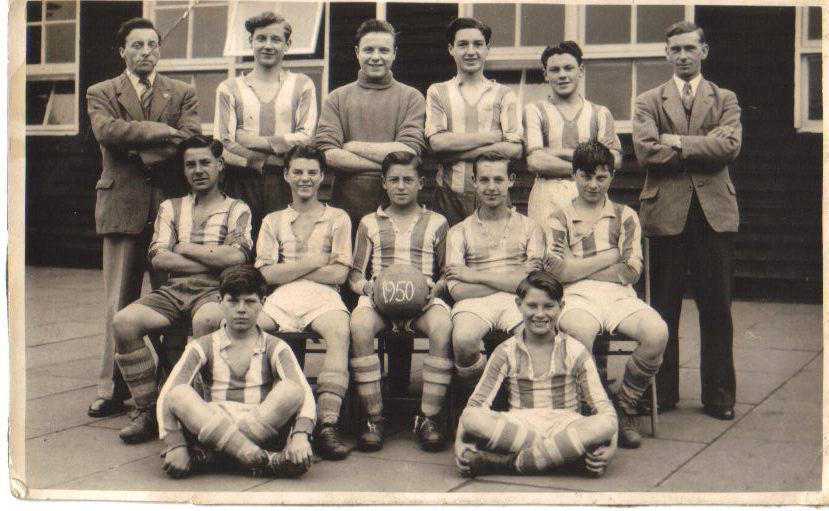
[703,404,735,421]
[87,397,126,418]
[119,408,158,444]
[315,423,350,460]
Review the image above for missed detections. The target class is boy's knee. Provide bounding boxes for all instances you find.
[192,312,221,337]
[452,336,480,364]
[165,384,196,414]
[558,313,599,344]
[594,415,619,441]
[459,407,486,435]
[637,317,669,354]
[112,311,140,345]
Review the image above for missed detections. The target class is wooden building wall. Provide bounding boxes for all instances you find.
[24,3,821,302]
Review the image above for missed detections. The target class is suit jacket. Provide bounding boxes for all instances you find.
[87,72,201,236]
[632,78,742,236]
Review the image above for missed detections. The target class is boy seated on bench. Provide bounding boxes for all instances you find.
[158,265,315,479]
[112,135,253,444]
[545,141,668,449]
[254,145,353,461]
[349,152,453,453]
[445,154,545,404]
[455,271,618,477]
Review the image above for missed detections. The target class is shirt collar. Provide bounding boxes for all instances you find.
[357,70,394,89]
[568,197,616,223]
[242,68,288,88]
[375,204,426,218]
[187,192,231,214]
[473,206,517,225]
[452,74,497,89]
[673,73,702,97]
[126,69,156,88]
[285,203,331,223]
[215,322,267,354]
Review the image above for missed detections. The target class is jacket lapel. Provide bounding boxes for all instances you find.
[661,79,689,135]
[689,79,715,135]
[148,73,173,122]
[115,72,144,122]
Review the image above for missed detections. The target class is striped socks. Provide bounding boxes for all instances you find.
[486,417,538,454]
[350,355,383,420]
[514,428,586,474]
[421,356,453,418]
[115,346,157,409]
[317,369,349,425]
[238,410,280,446]
[198,414,265,467]
[617,352,661,414]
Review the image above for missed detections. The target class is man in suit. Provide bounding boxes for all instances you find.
[632,21,741,421]
[86,17,201,419]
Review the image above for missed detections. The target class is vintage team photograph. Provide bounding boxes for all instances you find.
[11,0,823,504]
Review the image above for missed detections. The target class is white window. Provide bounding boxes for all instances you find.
[795,6,822,132]
[459,3,692,132]
[26,0,80,135]
[145,0,326,132]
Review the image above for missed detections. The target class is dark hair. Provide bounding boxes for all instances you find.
[446,17,492,46]
[540,40,583,68]
[285,145,325,173]
[177,135,223,167]
[665,21,706,44]
[116,18,160,49]
[219,265,267,299]
[516,271,564,301]
[472,152,512,178]
[245,11,292,40]
[381,151,421,177]
[355,19,397,47]
[572,141,615,177]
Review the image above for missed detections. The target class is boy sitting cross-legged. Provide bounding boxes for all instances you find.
[456,271,618,478]
[546,141,668,449]
[112,135,253,444]
[157,265,316,479]
[255,145,353,461]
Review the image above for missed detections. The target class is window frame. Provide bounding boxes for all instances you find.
[794,6,822,133]
[26,0,80,136]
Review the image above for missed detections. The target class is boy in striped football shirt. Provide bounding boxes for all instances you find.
[349,152,453,453]
[255,145,353,461]
[158,265,315,479]
[456,271,618,477]
[545,141,668,449]
[112,136,253,445]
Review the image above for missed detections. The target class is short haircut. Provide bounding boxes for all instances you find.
[285,145,325,173]
[381,151,421,177]
[572,141,615,177]
[516,271,564,302]
[472,152,511,178]
[446,17,492,46]
[245,11,292,40]
[355,19,397,47]
[665,21,706,44]
[540,40,583,68]
[178,135,223,167]
[116,18,160,49]
[219,265,267,299]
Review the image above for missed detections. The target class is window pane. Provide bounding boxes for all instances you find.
[585,5,631,45]
[584,59,632,121]
[636,5,684,43]
[46,80,75,125]
[44,0,75,21]
[636,59,673,96]
[27,1,42,22]
[155,8,187,59]
[192,5,228,58]
[26,81,52,125]
[224,2,323,56]
[45,23,74,63]
[520,4,564,47]
[808,55,822,121]
[808,7,821,41]
[27,25,41,64]
[472,4,516,47]
[193,71,228,124]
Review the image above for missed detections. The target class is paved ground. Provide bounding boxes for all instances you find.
[19,266,823,501]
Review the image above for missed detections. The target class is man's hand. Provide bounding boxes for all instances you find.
[173,242,198,257]
[426,278,446,302]
[163,446,192,479]
[444,265,479,284]
[223,230,246,247]
[285,433,313,470]
[707,126,734,139]
[362,276,377,298]
[584,434,617,477]
[236,129,268,151]
[659,134,682,150]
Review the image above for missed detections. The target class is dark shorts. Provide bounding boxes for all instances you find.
[224,164,292,241]
[432,186,478,227]
[330,172,388,232]
[135,273,220,324]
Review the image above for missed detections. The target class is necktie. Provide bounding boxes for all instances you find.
[682,81,694,112]
[139,77,153,119]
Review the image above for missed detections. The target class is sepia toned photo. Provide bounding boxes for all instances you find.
[9,0,824,504]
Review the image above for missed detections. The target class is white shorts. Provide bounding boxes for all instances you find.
[500,408,584,439]
[355,294,450,333]
[451,292,523,333]
[263,280,349,332]
[561,280,650,334]
[527,178,577,226]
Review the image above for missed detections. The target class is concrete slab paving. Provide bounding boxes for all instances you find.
[27,335,101,369]
[677,367,794,406]
[726,398,821,444]
[349,430,455,467]
[27,320,103,347]
[765,369,822,404]
[454,480,574,493]
[27,373,96,401]
[28,354,100,380]
[683,346,815,375]
[802,353,822,373]
[654,400,752,443]
[26,385,102,438]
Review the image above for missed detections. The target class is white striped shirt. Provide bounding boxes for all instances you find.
[425,77,523,194]
[467,331,615,422]
[213,70,317,171]
[544,197,643,288]
[445,208,544,293]
[524,98,621,155]
[157,326,316,441]
[351,206,449,293]
[255,205,353,286]
[148,194,253,265]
